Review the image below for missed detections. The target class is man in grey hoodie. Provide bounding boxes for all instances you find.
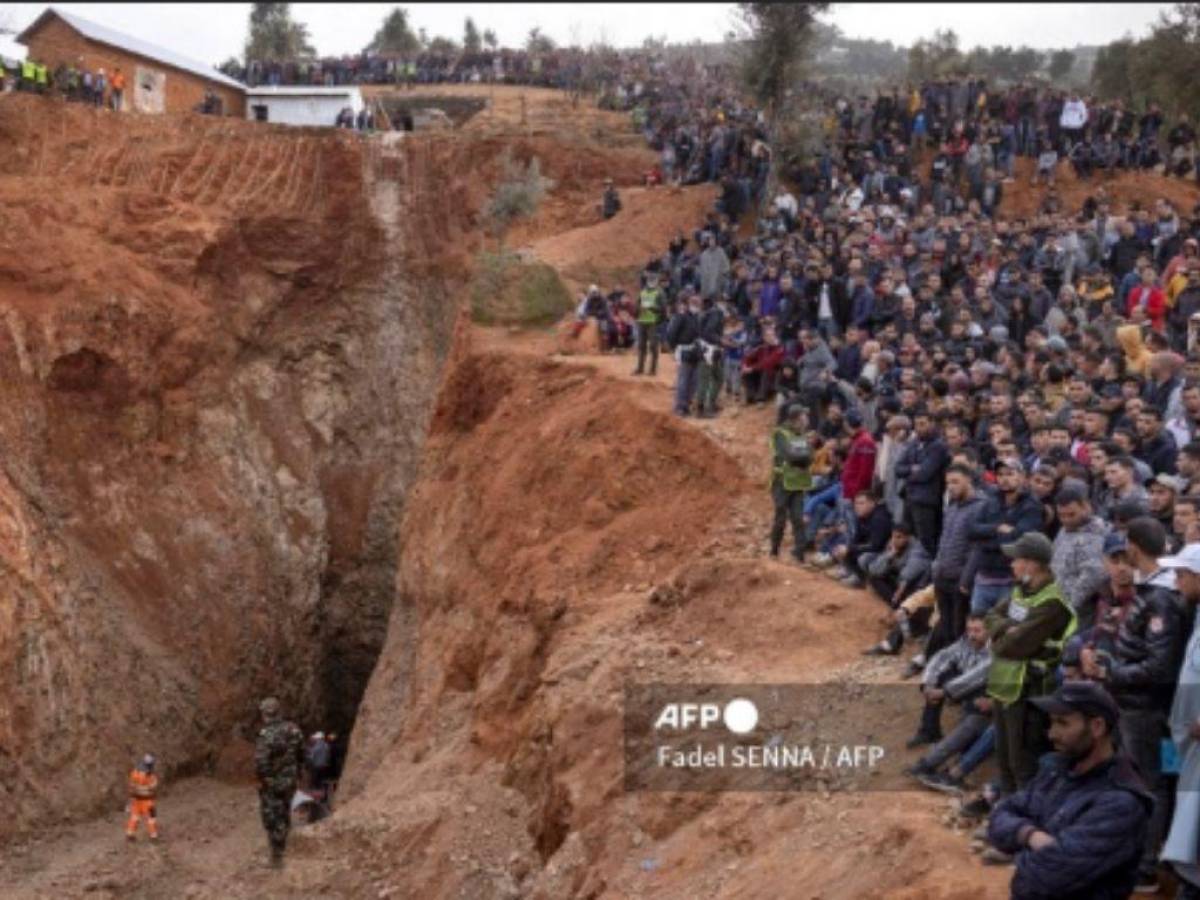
[1050,480,1111,631]
[797,326,835,411]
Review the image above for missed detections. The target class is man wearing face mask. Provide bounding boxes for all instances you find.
[985,532,1077,800]
[986,681,1151,899]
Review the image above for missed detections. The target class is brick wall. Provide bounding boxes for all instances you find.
[23,15,245,117]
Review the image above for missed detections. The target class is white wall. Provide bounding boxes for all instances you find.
[245,91,364,127]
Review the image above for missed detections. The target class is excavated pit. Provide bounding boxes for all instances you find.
[0,96,476,836]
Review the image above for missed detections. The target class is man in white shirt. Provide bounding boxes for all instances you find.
[1060,93,1089,147]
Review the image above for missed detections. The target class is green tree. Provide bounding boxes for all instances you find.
[1090,5,1200,116]
[1047,48,1076,83]
[907,29,962,81]
[733,3,828,202]
[367,7,421,57]
[464,17,482,53]
[483,28,499,50]
[217,56,243,79]
[427,35,459,55]
[526,27,556,54]
[735,3,829,123]
[244,2,315,63]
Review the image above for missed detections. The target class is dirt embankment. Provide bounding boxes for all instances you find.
[0,94,476,836]
[316,316,1007,899]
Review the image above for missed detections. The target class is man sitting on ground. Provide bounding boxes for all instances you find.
[906,615,993,791]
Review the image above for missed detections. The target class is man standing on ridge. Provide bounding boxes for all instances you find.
[633,271,664,376]
[769,404,813,562]
[985,533,1077,803]
[255,697,306,868]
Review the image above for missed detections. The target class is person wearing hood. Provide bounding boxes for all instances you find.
[797,326,835,412]
[697,232,730,301]
[1117,323,1152,377]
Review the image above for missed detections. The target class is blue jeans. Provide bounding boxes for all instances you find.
[958,724,995,776]
[674,361,698,414]
[804,482,841,518]
[970,580,1012,616]
[817,318,839,341]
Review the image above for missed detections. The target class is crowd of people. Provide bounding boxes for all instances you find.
[228,45,643,93]
[1,56,128,110]
[819,80,1199,185]
[569,58,1200,895]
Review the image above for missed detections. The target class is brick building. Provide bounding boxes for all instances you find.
[17,8,246,116]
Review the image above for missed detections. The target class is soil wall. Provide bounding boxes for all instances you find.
[0,96,468,835]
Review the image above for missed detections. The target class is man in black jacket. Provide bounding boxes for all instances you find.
[925,463,987,659]
[835,490,893,588]
[666,292,702,417]
[834,325,864,383]
[988,681,1151,900]
[805,261,850,339]
[895,409,950,556]
[1080,517,1185,892]
[968,458,1045,616]
[1136,406,1179,476]
[695,296,725,419]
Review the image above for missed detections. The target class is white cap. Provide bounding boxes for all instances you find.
[1158,544,1200,574]
[311,731,325,740]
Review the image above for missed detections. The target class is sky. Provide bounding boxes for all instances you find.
[0,3,1174,66]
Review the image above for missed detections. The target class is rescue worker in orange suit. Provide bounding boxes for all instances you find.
[126,753,160,841]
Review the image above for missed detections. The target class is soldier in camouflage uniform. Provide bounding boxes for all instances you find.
[254,696,305,867]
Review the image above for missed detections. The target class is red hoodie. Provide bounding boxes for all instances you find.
[1127,284,1166,332]
[840,428,877,500]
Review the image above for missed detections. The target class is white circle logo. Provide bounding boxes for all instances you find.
[723,698,758,734]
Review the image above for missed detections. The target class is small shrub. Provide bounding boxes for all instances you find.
[469,250,573,326]
[487,149,555,243]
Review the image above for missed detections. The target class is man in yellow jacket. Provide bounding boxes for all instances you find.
[986,532,1076,797]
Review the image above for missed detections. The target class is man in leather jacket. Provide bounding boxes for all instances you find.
[1080,517,1186,891]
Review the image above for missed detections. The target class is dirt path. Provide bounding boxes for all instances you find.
[5,779,350,899]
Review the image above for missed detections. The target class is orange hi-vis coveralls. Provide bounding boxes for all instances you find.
[126,769,159,839]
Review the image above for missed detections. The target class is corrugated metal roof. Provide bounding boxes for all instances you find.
[19,7,246,92]
[245,86,362,98]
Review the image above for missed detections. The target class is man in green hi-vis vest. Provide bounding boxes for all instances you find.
[986,531,1077,798]
[769,404,813,562]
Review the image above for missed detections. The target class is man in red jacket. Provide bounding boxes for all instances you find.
[841,410,877,502]
[1127,265,1167,333]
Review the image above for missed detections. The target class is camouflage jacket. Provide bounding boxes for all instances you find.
[255,719,305,791]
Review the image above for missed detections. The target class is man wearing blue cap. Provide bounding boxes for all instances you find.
[988,680,1152,899]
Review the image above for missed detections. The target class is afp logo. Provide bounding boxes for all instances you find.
[653,698,759,734]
